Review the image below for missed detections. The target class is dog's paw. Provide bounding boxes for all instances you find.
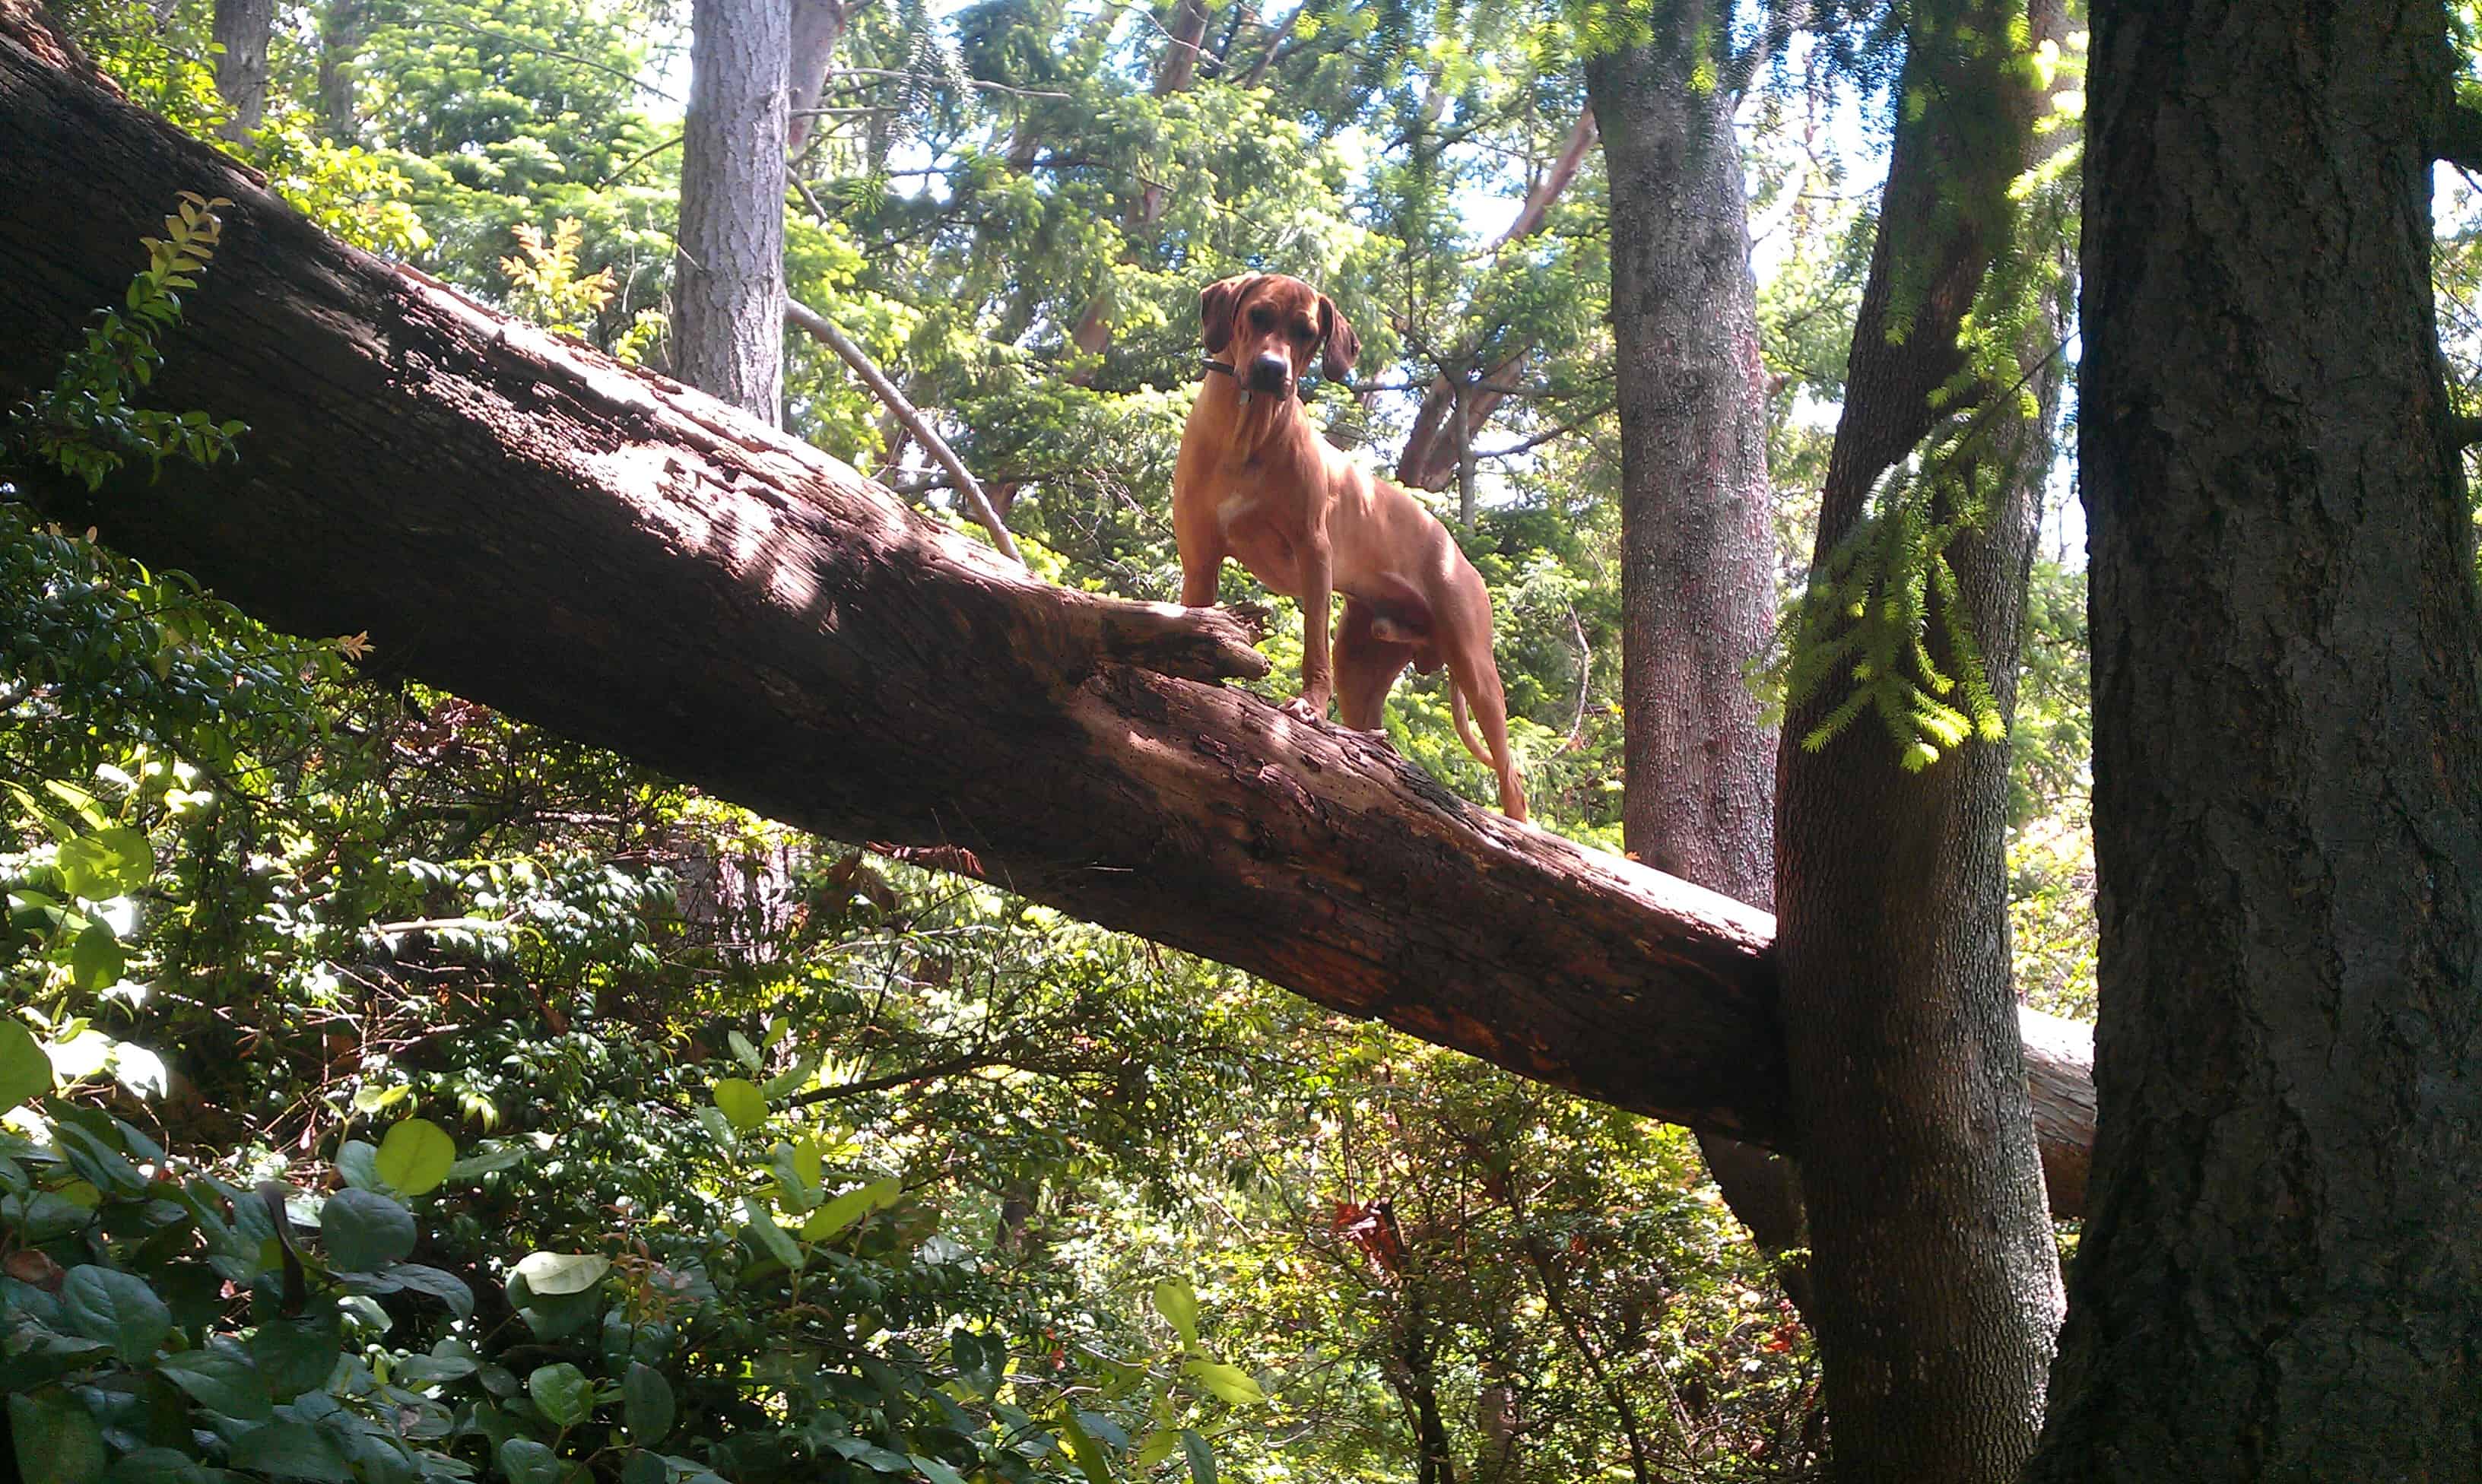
[1281,695,1327,724]
[1358,726,1398,756]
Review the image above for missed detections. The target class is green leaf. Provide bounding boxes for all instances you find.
[1057,1408,1112,1484]
[496,1438,559,1484]
[249,1313,342,1394]
[446,1146,527,1180]
[10,1389,106,1484]
[624,1362,675,1442]
[68,924,123,993]
[1182,1359,1266,1406]
[227,1421,353,1481]
[320,1188,415,1270]
[379,1262,475,1318]
[0,1020,52,1108]
[621,1451,667,1484]
[376,1118,455,1196]
[350,1083,412,1115]
[801,1177,898,1241]
[1153,1278,1200,1347]
[49,1121,145,1197]
[154,1342,274,1419]
[1180,1431,1216,1484]
[726,1029,760,1070]
[742,1194,801,1270]
[712,1078,766,1133]
[56,827,153,899]
[909,1457,969,1484]
[512,1251,610,1296]
[528,1361,595,1429]
[333,1139,381,1191]
[1134,1431,1179,1470]
[106,1447,209,1484]
[60,1264,170,1362]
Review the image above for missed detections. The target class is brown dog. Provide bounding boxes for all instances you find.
[1173,272,1528,823]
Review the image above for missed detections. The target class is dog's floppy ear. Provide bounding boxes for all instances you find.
[1200,274,1259,355]
[1318,294,1362,382]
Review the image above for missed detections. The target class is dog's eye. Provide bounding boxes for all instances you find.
[1290,323,1314,343]
[1249,306,1274,328]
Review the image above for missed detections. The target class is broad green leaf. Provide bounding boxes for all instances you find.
[0,1020,52,1108]
[711,1078,766,1133]
[227,1420,353,1481]
[49,1121,144,1197]
[801,1177,898,1241]
[726,1029,760,1070]
[350,1083,412,1115]
[57,827,152,899]
[332,1140,380,1191]
[528,1361,595,1429]
[512,1251,610,1296]
[1182,1359,1267,1406]
[621,1451,667,1484]
[1180,1431,1217,1484]
[910,1457,969,1484]
[10,1389,106,1484]
[106,1448,208,1484]
[446,1146,527,1179]
[68,924,122,993]
[497,1438,559,1484]
[1134,1431,1179,1470]
[742,1195,801,1270]
[154,1342,273,1419]
[1057,1407,1112,1484]
[1153,1278,1200,1346]
[624,1362,675,1442]
[60,1264,170,1362]
[319,1188,415,1271]
[249,1313,343,1394]
[376,1118,455,1196]
[381,1262,475,1318]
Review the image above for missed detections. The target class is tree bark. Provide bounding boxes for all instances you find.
[2025,1,2482,1476]
[1771,1,2069,1478]
[1395,109,1599,493]
[783,0,852,155]
[210,0,272,141]
[1584,7,1805,1293]
[0,0,2097,1209]
[314,0,363,138]
[675,0,788,423]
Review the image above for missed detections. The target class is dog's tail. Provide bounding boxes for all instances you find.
[1449,681,1493,769]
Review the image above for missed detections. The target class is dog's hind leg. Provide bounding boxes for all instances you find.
[1335,598,1417,735]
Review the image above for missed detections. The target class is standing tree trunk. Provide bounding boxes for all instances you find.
[1584,4,1805,1289]
[1770,0,2068,1477]
[314,0,364,139]
[783,0,852,156]
[675,0,788,423]
[1394,107,1600,493]
[210,0,273,141]
[2025,0,2482,1476]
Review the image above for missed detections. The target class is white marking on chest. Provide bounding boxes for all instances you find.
[1216,491,1258,533]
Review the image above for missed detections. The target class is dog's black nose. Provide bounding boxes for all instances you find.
[1247,354,1290,393]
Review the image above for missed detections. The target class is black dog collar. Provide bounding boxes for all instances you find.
[1199,356,1331,400]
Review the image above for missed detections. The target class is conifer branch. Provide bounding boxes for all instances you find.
[2449,413,2482,449]
[2438,102,2482,172]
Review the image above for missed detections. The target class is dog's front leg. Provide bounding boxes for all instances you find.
[1287,528,1335,723]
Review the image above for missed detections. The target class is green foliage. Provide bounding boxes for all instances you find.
[8,194,245,492]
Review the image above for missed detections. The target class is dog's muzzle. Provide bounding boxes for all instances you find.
[1246,354,1290,395]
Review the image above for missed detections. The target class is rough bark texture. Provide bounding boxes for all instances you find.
[1772,2,2068,1478]
[210,0,271,140]
[2026,1,2482,1476]
[675,0,788,423]
[0,0,2097,1204]
[1585,17,1806,1284]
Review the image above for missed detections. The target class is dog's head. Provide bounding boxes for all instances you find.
[1199,273,1362,398]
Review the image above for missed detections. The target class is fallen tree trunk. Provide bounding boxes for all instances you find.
[0,0,2095,1210]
